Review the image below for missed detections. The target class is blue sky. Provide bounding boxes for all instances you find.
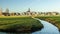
[0,0,60,12]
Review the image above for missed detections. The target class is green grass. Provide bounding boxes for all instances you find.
[0,17,43,33]
[35,16,60,31]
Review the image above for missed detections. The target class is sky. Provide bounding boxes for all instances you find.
[0,0,60,12]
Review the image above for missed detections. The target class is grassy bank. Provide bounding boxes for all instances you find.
[0,16,43,33]
[35,16,60,31]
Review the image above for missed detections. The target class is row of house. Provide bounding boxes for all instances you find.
[0,8,21,16]
[0,8,38,16]
[37,12,60,16]
[0,8,60,16]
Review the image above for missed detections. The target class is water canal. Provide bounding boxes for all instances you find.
[32,19,60,34]
[0,19,60,34]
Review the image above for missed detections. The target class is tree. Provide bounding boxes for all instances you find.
[5,8,9,13]
[0,8,2,16]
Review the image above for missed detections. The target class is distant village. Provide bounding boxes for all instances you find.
[0,8,60,16]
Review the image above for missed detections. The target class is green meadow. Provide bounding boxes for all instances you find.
[0,16,43,33]
[35,16,60,31]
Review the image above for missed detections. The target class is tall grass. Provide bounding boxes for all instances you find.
[0,17,43,33]
[35,16,60,31]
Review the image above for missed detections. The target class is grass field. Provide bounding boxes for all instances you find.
[35,16,60,31]
[0,16,43,33]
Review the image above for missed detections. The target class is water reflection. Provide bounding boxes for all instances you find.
[32,20,60,34]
